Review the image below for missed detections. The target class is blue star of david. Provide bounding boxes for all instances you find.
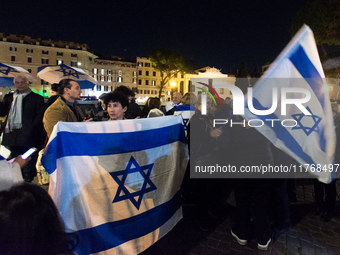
[55,66,81,79]
[0,66,18,75]
[183,118,189,130]
[109,156,157,210]
[291,106,322,136]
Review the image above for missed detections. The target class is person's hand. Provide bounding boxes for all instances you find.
[210,127,222,138]
[135,116,140,119]
[13,155,31,168]
[84,118,93,122]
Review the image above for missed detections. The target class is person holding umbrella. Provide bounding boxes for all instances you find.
[1,75,45,182]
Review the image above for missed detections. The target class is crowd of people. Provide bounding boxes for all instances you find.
[0,77,339,253]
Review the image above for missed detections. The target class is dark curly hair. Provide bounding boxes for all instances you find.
[103,91,129,109]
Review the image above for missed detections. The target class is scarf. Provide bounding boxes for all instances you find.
[5,88,31,133]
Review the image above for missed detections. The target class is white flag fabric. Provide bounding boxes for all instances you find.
[174,104,196,136]
[243,25,336,183]
[41,116,188,254]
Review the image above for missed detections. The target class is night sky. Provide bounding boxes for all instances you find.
[0,0,311,74]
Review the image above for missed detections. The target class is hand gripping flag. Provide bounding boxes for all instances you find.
[41,116,188,254]
[243,25,336,184]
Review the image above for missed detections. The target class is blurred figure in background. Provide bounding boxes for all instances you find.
[45,83,60,109]
[312,102,340,222]
[147,97,164,118]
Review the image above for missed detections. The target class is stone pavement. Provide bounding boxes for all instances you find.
[140,180,340,255]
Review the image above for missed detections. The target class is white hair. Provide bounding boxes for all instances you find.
[13,75,29,84]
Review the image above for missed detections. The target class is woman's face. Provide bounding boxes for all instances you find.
[107,100,127,120]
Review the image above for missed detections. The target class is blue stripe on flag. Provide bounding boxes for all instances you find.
[246,99,315,165]
[75,190,182,254]
[288,45,327,151]
[42,123,186,174]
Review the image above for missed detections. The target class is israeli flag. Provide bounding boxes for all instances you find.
[243,25,335,183]
[174,104,196,136]
[42,116,188,254]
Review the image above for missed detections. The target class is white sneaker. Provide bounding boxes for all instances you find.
[258,238,271,251]
[231,229,247,245]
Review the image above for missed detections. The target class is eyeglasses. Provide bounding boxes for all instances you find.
[14,81,28,85]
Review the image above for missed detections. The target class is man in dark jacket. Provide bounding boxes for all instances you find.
[1,76,45,182]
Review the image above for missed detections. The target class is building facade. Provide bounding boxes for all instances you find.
[0,33,234,103]
[0,33,97,97]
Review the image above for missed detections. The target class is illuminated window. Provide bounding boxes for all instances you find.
[101,69,105,75]
[56,60,63,65]
[96,85,101,91]
[118,77,123,82]
[93,75,98,81]
[138,62,143,67]
[167,91,171,95]
[132,78,137,83]
[107,69,112,75]
[107,76,112,82]
[152,80,156,86]
[101,76,105,82]
[133,71,137,77]
[93,68,98,74]
[118,70,122,76]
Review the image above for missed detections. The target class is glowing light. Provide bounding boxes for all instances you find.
[170,81,176,87]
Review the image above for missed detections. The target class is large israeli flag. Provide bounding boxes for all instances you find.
[41,116,188,254]
[243,25,336,183]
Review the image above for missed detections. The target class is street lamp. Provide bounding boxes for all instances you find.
[170,81,176,99]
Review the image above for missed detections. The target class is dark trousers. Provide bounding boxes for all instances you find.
[234,179,271,243]
[313,179,337,211]
[8,146,38,178]
[271,179,290,223]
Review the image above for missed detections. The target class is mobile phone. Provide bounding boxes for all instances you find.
[22,147,37,159]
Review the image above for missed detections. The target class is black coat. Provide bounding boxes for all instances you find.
[2,92,45,149]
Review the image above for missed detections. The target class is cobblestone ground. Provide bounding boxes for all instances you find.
[140,180,340,255]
